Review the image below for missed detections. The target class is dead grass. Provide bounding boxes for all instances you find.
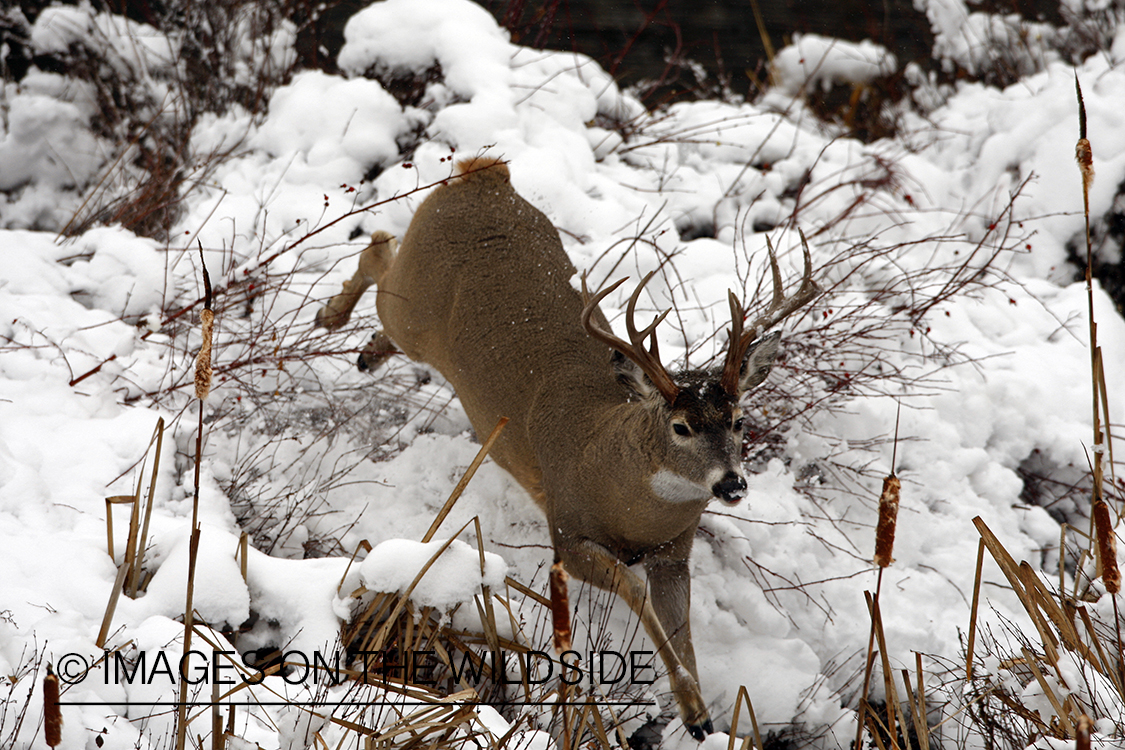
[97,404,661,749]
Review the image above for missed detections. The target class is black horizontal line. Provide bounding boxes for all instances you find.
[58,701,653,707]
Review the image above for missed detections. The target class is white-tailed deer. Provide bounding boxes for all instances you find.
[317,157,817,739]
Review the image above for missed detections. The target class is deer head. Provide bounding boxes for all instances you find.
[580,238,816,506]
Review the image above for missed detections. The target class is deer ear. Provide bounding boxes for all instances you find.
[738,331,781,392]
[611,350,663,401]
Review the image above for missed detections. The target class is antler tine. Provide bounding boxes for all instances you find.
[720,291,749,395]
[721,233,819,394]
[624,273,672,360]
[581,270,680,403]
[580,273,629,323]
[751,233,819,337]
[765,235,785,312]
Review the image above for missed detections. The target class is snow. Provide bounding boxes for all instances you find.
[355,537,508,611]
[27,7,96,55]
[137,524,251,630]
[338,0,512,101]
[2,0,1125,748]
[251,71,410,184]
[0,74,103,194]
[771,34,897,95]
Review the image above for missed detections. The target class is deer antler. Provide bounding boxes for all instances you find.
[581,270,681,403]
[721,232,819,395]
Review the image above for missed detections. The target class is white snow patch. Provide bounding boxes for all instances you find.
[772,33,897,95]
[357,537,508,611]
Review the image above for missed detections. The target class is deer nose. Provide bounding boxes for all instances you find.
[712,472,747,504]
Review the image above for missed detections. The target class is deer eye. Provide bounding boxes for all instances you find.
[673,422,692,437]
[732,417,745,432]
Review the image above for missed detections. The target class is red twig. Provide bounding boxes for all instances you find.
[69,354,118,387]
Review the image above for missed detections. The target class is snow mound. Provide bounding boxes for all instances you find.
[772,33,897,95]
[357,538,508,611]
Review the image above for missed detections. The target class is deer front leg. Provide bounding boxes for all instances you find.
[556,538,712,741]
[644,553,699,684]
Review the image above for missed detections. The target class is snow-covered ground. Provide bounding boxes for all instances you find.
[2,0,1125,748]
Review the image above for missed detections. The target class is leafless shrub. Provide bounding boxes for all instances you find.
[4,0,299,240]
[0,640,45,750]
[924,4,1124,94]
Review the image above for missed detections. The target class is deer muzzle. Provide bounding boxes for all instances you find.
[712,471,747,505]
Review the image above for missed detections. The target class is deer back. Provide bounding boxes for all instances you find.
[374,159,622,501]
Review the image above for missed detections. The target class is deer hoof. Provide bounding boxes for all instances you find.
[687,718,714,742]
[357,332,397,372]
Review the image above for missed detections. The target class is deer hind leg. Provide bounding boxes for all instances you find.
[557,538,713,740]
[316,231,399,330]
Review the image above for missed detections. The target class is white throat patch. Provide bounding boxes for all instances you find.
[650,469,710,504]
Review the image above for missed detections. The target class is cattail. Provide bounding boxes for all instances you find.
[1093,499,1119,594]
[1076,137,1095,194]
[194,246,214,401]
[549,560,572,653]
[194,307,214,401]
[43,664,62,747]
[873,474,901,567]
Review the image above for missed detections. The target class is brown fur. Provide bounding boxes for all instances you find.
[452,156,510,182]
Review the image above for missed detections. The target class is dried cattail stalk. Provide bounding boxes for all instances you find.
[1075,78,1094,192]
[1077,714,1092,750]
[873,474,901,567]
[194,308,214,401]
[44,664,62,747]
[1093,499,1120,594]
[549,560,572,653]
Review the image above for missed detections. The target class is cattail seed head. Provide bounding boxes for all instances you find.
[43,664,62,747]
[549,560,572,654]
[1076,138,1095,193]
[873,475,901,567]
[194,308,214,401]
[1093,499,1119,594]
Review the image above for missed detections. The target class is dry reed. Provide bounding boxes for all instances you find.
[727,684,765,750]
[176,251,215,750]
[857,415,905,750]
